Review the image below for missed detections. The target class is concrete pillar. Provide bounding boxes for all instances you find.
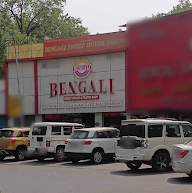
[8,118,14,127]
[35,115,43,123]
[95,113,103,127]
[126,112,132,120]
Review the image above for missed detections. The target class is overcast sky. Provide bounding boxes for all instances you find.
[65,0,180,34]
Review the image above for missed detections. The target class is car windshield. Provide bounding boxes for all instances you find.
[120,124,145,138]
[70,131,89,139]
[0,130,14,138]
[32,127,47,136]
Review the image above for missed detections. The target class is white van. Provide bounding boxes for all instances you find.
[116,119,192,172]
[28,122,83,162]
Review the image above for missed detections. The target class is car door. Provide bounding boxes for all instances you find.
[63,126,73,141]
[181,124,192,143]
[107,130,118,153]
[97,131,114,153]
[146,124,165,151]
[17,131,29,147]
[51,126,62,147]
[165,124,183,154]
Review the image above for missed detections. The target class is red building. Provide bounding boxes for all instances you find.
[126,10,192,121]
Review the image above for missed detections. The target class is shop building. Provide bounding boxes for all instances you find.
[5,32,127,128]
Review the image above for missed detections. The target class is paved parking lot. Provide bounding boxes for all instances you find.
[0,157,191,193]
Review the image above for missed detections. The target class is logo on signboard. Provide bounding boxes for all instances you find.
[73,58,91,78]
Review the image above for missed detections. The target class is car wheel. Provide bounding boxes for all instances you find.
[91,150,103,164]
[55,147,65,162]
[126,161,142,170]
[37,157,45,162]
[71,158,79,164]
[15,148,25,161]
[0,155,5,161]
[152,153,170,172]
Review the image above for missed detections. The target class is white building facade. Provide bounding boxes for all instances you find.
[6,32,127,128]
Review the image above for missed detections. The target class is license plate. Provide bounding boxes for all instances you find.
[70,142,79,148]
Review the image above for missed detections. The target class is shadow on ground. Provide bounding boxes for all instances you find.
[167,177,192,185]
[111,167,174,177]
[62,159,116,167]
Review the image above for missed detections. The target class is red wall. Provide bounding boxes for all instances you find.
[127,11,192,111]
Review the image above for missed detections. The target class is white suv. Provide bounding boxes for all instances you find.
[28,122,83,162]
[65,127,120,164]
[116,119,192,172]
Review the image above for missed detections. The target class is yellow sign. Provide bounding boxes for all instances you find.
[8,96,22,118]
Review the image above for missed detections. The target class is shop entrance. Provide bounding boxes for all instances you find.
[43,113,95,128]
[104,113,126,129]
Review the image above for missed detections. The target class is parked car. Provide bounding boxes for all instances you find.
[115,119,192,172]
[65,127,120,164]
[28,122,83,162]
[0,127,30,161]
[172,139,192,177]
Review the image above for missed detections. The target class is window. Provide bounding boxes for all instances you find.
[148,125,163,138]
[107,130,120,138]
[97,131,108,138]
[0,130,14,138]
[182,124,192,137]
[71,131,89,139]
[51,126,61,135]
[107,131,114,138]
[166,125,181,138]
[74,126,83,130]
[185,139,192,146]
[32,127,47,136]
[63,127,72,135]
[113,130,120,138]
[17,131,29,137]
[120,124,145,138]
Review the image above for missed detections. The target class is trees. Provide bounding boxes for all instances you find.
[0,0,89,77]
[153,0,192,17]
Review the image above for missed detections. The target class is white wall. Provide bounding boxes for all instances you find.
[38,52,125,114]
[8,61,35,115]
[8,52,126,115]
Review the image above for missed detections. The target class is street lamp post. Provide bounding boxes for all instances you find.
[9,31,24,127]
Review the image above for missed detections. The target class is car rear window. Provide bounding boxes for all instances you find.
[185,140,192,146]
[70,131,89,139]
[0,130,14,138]
[32,127,47,136]
[120,124,145,138]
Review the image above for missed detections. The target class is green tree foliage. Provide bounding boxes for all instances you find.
[153,0,192,17]
[0,0,89,77]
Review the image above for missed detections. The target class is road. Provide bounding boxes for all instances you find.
[0,157,191,193]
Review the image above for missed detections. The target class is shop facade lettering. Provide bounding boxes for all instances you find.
[50,79,114,98]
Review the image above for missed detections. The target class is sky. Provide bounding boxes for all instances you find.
[65,0,181,34]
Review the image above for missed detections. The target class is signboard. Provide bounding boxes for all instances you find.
[127,11,192,111]
[50,79,114,98]
[64,95,99,101]
[73,58,92,78]
[42,104,64,109]
[42,101,122,110]
[8,95,22,118]
[44,32,127,58]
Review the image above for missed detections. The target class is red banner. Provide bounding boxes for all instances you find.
[64,95,99,101]
[44,32,127,58]
[128,11,192,111]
